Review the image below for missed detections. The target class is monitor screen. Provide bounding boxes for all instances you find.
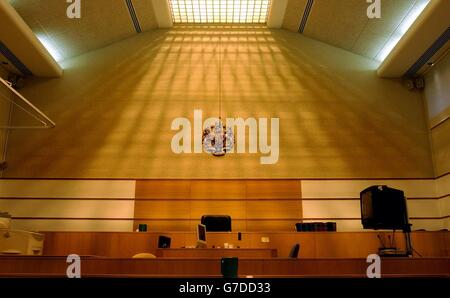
[360,185,408,230]
[197,224,206,242]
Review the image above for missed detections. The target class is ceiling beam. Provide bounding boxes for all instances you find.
[0,0,62,78]
[267,0,288,28]
[377,0,450,78]
[151,0,173,28]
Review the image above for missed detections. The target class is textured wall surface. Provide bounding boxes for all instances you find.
[0,178,446,232]
[424,54,450,177]
[0,67,11,177]
[4,27,433,178]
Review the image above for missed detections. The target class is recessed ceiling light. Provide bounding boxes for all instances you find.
[169,0,271,24]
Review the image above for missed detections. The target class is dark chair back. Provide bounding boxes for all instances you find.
[201,215,232,232]
[289,243,300,258]
[158,236,171,248]
[221,257,238,278]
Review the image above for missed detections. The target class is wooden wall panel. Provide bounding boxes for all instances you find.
[10,219,134,232]
[132,220,250,232]
[190,201,246,219]
[0,179,136,198]
[135,180,190,199]
[246,201,302,219]
[2,256,449,277]
[134,180,302,232]
[246,180,301,199]
[133,220,192,232]
[190,180,246,199]
[134,201,190,219]
[431,119,450,176]
[246,220,299,232]
[0,199,134,218]
[40,231,450,259]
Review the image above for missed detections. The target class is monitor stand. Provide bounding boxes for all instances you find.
[378,225,413,258]
[378,249,410,257]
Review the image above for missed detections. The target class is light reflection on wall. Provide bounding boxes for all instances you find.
[376,0,430,62]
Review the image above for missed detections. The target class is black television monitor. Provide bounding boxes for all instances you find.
[360,185,409,231]
[201,215,232,232]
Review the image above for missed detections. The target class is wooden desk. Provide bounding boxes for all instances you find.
[156,248,277,258]
[0,256,448,277]
[41,231,450,258]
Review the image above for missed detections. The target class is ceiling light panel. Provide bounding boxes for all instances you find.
[169,0,271,24]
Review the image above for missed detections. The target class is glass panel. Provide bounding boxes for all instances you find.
[169,0,271,24]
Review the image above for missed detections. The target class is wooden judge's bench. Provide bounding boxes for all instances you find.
[0,231,449,277]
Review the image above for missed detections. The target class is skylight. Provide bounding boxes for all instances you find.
[376,0,430,62]
[169,0,271,24]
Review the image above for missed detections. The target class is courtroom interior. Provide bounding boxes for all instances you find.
[0,0,449,281]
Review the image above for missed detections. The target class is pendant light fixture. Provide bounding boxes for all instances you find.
[202,31,234,156]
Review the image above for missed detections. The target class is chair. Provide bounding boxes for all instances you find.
[221,257,238,278]
[289,243,300,258]
[132,253,156,259]
[158,236,171,248]
[201,215,232,232]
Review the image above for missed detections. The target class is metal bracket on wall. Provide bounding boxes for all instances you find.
[0,77,55,129]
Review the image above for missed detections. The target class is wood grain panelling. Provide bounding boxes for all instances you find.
[436,173,450,197]
[0,199,134,218]
[0,180,136,198]
[40,231,450,259]
[10,219,134,232]
[246,220,299,232]
[302,200,360,219]
[134,201,190,219]
[156,248,277,258]
[135,180,190,199]
[246,201,301,219]
[190,201,246,219]
[431,119,450,176]
[300,178,446,231]
[134,180,302,231]
[2,256,449,277]
[133,220,192,232]
[246,180,301,199]
[301,180,437,199]
[190,180,246,199]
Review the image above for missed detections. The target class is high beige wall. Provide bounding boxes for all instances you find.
[0,67,8,79]
[424,54,450,177]
[436,174,450,230]
[0,66,11,177]
[4,27,433,178]
[0,179,135,232]
[0,178,446,232]
[423,54,450,229]
[282,0,307,32]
